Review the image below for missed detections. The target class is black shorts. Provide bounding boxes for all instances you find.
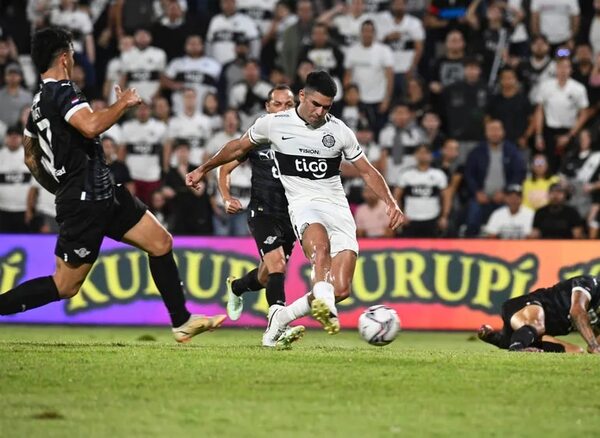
[500,294,571,338]
[55,185,147,264]
[248,213,296,260]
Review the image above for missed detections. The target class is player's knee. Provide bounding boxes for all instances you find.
[264,254,286,273]
[334,283,351,302]
[151,230,173,256]
[53,277,81,299]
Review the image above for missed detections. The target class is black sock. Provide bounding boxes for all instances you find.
[480,330,504,348]
[266,273,286,307]
[231,268,263,296]
[508,325,538,351]
[148,251,190,327]
[540,341,566,353]
[0,276,60,315]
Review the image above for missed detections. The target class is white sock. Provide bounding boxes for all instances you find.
[278,293,311,326]
[312,281,335,309]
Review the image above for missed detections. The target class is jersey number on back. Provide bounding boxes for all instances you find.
[36,119,59,182]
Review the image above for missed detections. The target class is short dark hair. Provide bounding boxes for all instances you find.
[304,70,337,98]
[267,84,293,102]
[31,27,73,74]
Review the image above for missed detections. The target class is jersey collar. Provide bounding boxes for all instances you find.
[42,78,59,83]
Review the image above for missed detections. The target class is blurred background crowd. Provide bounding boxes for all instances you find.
[0,0,599,240]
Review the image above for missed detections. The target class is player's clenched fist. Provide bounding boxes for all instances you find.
[186,168,205,191]
[386,202,404,230]
[114,85,142,107]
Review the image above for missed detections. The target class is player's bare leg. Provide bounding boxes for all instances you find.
[0,254,93,316]
[508,304,546,352]
[123,211,225,342]
[540,335,584,353]
[330,250,357,303]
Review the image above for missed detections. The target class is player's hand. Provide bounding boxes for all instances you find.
[115,85,142,107]
[224,198,242,214]
[185,167,206,191]
[386,202,404,230]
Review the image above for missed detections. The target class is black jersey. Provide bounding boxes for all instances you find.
[240,143,288,217]
[25,79,113,202]
[530,275,600,335]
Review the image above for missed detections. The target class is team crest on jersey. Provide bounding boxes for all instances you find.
[322,134,335,148]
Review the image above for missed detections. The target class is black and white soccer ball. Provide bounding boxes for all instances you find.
[358,305,401,346]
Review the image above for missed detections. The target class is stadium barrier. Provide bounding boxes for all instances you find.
[0,235,598,330]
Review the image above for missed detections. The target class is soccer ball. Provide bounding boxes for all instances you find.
[358,305,401,346]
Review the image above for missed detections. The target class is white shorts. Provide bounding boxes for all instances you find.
[289,200,359,256]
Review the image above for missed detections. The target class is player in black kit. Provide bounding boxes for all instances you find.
[0,27,225,341]
[217,85,302,348]
[478,275,600,354]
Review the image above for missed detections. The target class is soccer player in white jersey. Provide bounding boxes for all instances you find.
[187,71,404,336]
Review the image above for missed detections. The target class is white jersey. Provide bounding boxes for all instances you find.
[206,12,260,64]
[531,0,579,44]
[121,118,167,182]
[379,13,425,74]
[536,78,589,129]
[484,205,534,239]
[167,112,212,165]
[121,46,167,102]
[164,55,222,115]
[248,108,364,207]
[236,0,278,35]
[0,146,31,212]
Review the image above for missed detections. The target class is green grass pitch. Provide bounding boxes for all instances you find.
[0,326,599,437]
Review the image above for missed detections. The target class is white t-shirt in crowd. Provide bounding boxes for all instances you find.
[332,12,377,53]
[121,118,167,182]
[536,78,589,129]
[120,46,167,103]
[396,166,447,221]
[531,0,580,44]
[167,112,213,165]
[206,12,260,64]
[0,146,32,212]
[484,205,534,239]
[236,0,278,35]
[379,12,424,73]
[49,8,93,53]
[344,42,394,104]
[31,179,56,217]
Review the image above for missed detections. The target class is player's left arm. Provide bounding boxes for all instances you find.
[569,287,600,353]
[23,134,59,194]
[352,156,404,229]
[217,160,243,214]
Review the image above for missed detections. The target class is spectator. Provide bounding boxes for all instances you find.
[206,0,260,65]
[103,35,134,103]
[260,0,297,72]
[464,119,526,237]
[152,95,172,124]
[120,101,168,205]
[486,67,532,147]
[355,186,395,237]
[560,129,600,218]
[236,0,278,36]
[166,88,212,166]
[298,23,345,100]
[434,138,465,236]
[213,160,252,236]
[202,92,223,134]
[517,34,556,105]
[363,0,391,14]
[120,29,167,103]
[149,188,169,230]
[0,127,30,233]
[339,83,368,132]
[429,29,466,95]
[395,144,449,237]
[344,20,394,133]
[484,184,534,239]
[291,59,315,95]
[380,0,425,99]
[114,0,156,37]
[534,57,589,172]
[530,0,580,52]
[441,57,488,163]
[378,102,426,184]
[507,0,529,59]
[205,109,243,160]
[279,0,314,79]
[572,44,597,103]
[522,153,560,211]
[406,76,428,119]
[151,0,195,61]
[591,0,600,57]
[421,111,445,152]
[163,141,213,235]
[324,0,374,52]
[0,64,32,128]
[530,183,584,239]
[161,35,222,116]
[0,37,17,88]
[26,179,58,234]
[102,136,135,195]
[91,99,122,144]
[219,35,251,106]
[229,59,271,130]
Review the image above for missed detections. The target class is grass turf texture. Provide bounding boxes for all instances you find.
[0,327,599,437]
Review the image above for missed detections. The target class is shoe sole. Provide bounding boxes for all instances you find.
[311,299,340,335]
[276,326,305,350]
[175,314,227,343]
[226,277,243,321]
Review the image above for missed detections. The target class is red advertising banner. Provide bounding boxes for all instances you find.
[1,235,598,330]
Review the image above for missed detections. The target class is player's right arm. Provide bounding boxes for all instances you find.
[569,286,600,354]
[68,85,141,139]
[217,160,243,214]
[23,133,59,194]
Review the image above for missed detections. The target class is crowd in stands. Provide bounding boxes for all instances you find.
[1,0,600,240]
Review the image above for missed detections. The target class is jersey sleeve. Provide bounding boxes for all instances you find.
[24,112,37,138]
[571,277,594,302]
[56,82,91,123]
[342,126,364,162]
[247,114,271,145]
